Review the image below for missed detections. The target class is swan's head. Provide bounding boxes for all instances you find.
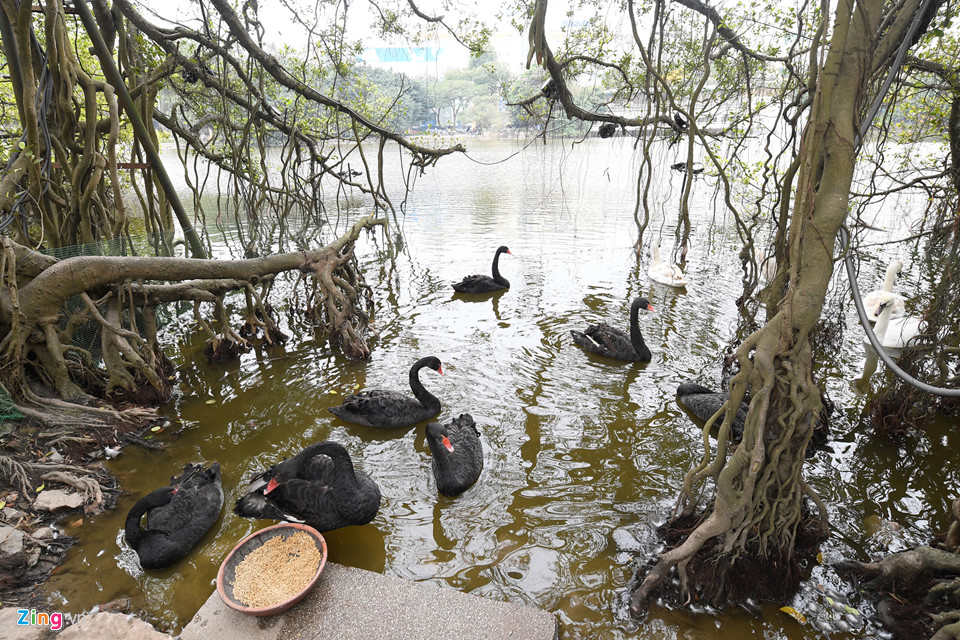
[872,291,899,317]
[497,245,512,256]
[423,356,443,376]
[426,422,454,453]
[632,297,656,313]
[262,465,289,495]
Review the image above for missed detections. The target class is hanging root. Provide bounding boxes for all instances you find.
[837,546,960,639]
[0,455,32,495]
[240,282,288,345]
[196,297,250,362]
[301,244,376,358]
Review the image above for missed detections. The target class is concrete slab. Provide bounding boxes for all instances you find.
[181,562,558,640]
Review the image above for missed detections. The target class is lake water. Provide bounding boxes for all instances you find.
[42,137,960,638]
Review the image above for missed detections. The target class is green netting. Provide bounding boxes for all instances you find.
[0,386,22,419]
[41,230,177,260]
[40,231,181,365]
[0,385,23,433]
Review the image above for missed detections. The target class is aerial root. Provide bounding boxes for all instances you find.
[0,455,32,494]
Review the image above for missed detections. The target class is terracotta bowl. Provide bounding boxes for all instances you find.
[216,523,327,616]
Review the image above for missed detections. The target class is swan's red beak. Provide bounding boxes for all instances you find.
[507,250,513,255]
[442,435,454,453]
[264,477,279,494]
[437,366,444,375]
[646,303,656,312]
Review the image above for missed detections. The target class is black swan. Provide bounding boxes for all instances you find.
[124,462,224,570]
[452,246,512,293]
[676,382,748,440]
[329,356,444,428]
[234,441,381,532]
[570,297,655,362]
[426,414,483,496]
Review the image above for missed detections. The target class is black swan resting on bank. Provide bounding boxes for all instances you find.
[426,414,483,496]
[570,297,655,362]
[676,382,748,440]
[452,246,512,293]
[124,462,223,570]
[329,356,444,428]
[234,441,381,532]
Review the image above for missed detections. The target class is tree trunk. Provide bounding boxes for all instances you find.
[631,0,945,615]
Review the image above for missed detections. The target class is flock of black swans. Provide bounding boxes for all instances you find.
[124,244,739,573]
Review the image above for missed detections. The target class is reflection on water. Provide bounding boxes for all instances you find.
[43,139,960,638]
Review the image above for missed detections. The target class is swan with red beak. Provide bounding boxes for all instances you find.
[425,414,483,496]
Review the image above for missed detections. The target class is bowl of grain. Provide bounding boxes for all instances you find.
[217,523,328,616]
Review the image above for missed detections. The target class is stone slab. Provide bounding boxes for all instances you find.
[182,562,558,640]
[33,490,84,512]
[0,608,46,640]
[57,611,174,640]
[0,526,25,555]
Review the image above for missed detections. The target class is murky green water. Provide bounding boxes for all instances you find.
[43,139,960,638]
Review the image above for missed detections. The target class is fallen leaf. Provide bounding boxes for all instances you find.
[36,484,44,492]
[0,500,5,509]
[328,390,338,395]
[150,425,162,432]
[843,605,860,615]
[205,399,216,404]
[780,606,807,624]
[817,551,824,564]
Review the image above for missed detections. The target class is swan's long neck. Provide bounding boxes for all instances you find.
[882,263,898,292]
[629,301,651,360]
[492,248,508,286]
[872,301,894,345]
[311,442,359,484]
[410,361,440,409]
[125,487,173,546]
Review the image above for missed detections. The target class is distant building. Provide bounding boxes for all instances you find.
[362,41,468,77]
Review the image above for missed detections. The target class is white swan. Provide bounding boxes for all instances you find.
[754,247,777,285]
[862,260,906,323]
[649,239,687,287]
[863,291,922,359]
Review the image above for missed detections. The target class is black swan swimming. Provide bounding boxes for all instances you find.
[329,356,444,428]
[570,297,655,362]
[452,246,512,293]
[124,462,223,570]
[425,414,483,497]
[234,441,381,532]
[676,382,748,440]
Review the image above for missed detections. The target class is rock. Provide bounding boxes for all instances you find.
[0,526,25,555]
[99,597,131,613]
[2,506,24,521]
[47,449,63,463]
[32,526,56,539]
[33,489,84,512]
[57,612,174,640]
[0,607,46,640]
